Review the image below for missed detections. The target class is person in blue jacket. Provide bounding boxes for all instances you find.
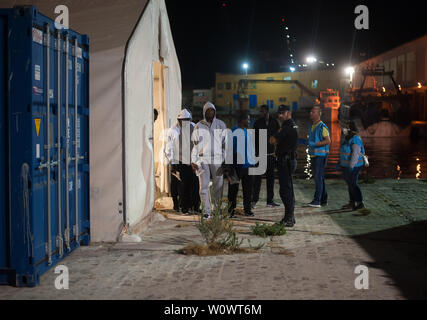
[228,110,256,218]
[337,121,366,210]
[307,106,331,208]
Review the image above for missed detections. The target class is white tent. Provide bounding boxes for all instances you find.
[3,0,182,242]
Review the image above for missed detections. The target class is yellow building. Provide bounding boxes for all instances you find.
[215,70,345,110]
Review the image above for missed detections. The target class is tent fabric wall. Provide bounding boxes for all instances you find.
[2,0,180,241]
[124,0,181,228]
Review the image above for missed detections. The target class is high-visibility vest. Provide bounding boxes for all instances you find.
[339,135,365,168]
[308,122,329,157]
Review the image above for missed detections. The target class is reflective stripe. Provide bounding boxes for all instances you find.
[313,149,329,154]
[341,152,365,156]
[341,160,364,165]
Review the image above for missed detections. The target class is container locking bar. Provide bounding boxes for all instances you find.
[56,30,63,257]
[73,37,80,246]
[64,33,71,251]
[45,24,52,265]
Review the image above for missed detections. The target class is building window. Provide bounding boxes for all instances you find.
[266,77,274,81]
[217,83,224,90]
[311,80,318,89]
[383,61,391,86]
[406,51,416,82]
[226,82,232,90]
[397,55,405,82]
[283,77,291,81]
[249,82,257,89]
[217,93,223,99]
[279,97,287,102]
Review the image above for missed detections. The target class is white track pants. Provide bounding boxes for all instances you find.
[198,163,224,215]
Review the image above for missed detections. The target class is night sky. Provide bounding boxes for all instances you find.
[165,0,426,89]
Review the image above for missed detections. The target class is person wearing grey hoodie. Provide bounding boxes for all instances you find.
[191,102,228,219]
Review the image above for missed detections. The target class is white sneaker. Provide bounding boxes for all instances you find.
[308,201,321,208]
[251,202,257,209]
[202,214,211,220]
[267,202,281,208]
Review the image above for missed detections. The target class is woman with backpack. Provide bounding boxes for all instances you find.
[337,121,366,211]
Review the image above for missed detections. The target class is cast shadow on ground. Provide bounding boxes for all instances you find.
[351,220,427,299]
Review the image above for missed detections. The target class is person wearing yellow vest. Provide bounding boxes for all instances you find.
[307,106,331,208]
[337,121,366,210]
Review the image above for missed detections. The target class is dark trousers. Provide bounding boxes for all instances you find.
[312,155,328,204]
[277,158,296,222]
[252,155,275,204]
[342,166,363,203]
[171,167,180,209]
[172,164,199,211]
[190,169,201,211]
[228,167,253,214]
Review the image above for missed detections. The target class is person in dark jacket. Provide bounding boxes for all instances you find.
[252,104,281,209]
[270,105,299,227]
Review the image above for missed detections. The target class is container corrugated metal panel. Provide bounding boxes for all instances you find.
[0,6,90,287]
[0,12,8,282]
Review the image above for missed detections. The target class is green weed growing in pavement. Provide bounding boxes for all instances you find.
[220,231,244,251]
[246,238,265,250]
[251,222,287,238]
[196,202,236,246]
[178,202,265,256]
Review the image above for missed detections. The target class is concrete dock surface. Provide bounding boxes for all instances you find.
[1,179,426,300]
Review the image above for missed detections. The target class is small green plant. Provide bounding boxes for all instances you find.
[197,202,235,246]
[251,222,287,238]
[220,231,244,251]
[246,238,265,250]
[178,201,267,256]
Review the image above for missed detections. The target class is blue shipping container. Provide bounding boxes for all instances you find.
[0,6,90,287]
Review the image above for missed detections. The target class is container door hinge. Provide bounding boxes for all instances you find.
[64,229,71,251]
[45,243,52,265]
[73,226,80,246]
[56,236,64,257]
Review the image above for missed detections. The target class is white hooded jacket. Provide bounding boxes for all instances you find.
[191,102,228,165]
[165,109,195,165]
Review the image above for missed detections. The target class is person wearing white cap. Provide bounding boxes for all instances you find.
[191,102,228,219]
[165,109,200,214]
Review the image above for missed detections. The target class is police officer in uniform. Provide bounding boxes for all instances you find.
[270,105,299,227]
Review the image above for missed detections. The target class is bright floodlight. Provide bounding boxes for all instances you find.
[242,63,249,70]
[290,67,296,72]
[306,56,317,64]
[345,66,355,76]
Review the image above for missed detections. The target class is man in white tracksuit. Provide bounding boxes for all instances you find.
[191,102,228,219]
